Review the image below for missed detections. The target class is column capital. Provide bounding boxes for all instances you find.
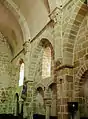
[45,99,51,106]
[23,40,30,46]
[23,40,31,54]
[49,7,62,24]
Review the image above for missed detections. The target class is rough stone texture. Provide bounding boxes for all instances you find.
[0,32,12,113]
[73,11,88,119]
[0,0,88,119]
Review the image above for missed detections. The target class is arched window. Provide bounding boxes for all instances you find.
[42,47,51,79]
[19,59,24,86]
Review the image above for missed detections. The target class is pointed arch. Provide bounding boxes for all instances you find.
[63,0,88,65]
[29,38,54,82]
[35,84,45,91]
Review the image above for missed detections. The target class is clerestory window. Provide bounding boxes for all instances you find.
[42,47,51,79]
[19,59,24,86]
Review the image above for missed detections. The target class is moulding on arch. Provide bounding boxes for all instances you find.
[35,83,45,91]
[75,61,88,80]
[56,64,74,71]
[47,80,56,88]
[3,0,31,42]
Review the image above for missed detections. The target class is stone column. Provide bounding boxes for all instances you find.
[23,41,34,119]
[49,7,63,63]
[44,88,51,119]
[56,65,74,119]
[23,40,31,81]
[45,103,51,119]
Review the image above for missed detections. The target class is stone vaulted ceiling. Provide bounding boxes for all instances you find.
[0,1,24,55]
[12,0,50,38]
[0,0,64,55]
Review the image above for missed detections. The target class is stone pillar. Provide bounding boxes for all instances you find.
[49,7,63,63]
[45,103,51,119]
[27,82,34,119]
[56,65,74,119]
[23,40,31,81]
[44,88,51,119]
[23,41,34,119]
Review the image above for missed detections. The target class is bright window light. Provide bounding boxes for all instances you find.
[42,47,51,78]
[19,63,24,86]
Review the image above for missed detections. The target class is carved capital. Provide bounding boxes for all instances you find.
[49,7,62,24]
[23,40,30,54]
[45,99,51,106]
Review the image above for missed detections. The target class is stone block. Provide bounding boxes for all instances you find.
[84,54,88,60]
[63,58,73,65]
[57,105,60,112]
[73,20,81,27]
[67,91,73,97]
[66,75,73,82]
[77,49,86,59]
[64,47,73,53]
[74,60,80,68]
[61,106,64,112]
[71,24,79,32]
[64,42,73,48]
[62,98,69,105]
[70,29,77,35]
[57,98,62,105]
[63,114,68,119]
[58,113,63,119]
[76,14,84,22]
[82,41,88,48]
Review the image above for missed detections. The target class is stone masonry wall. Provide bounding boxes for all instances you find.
[73,13,88,117]
[0,32,13,114]
[1,0,87,119]
[0,31,24,115]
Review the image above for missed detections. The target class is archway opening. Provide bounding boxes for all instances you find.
[49,83,57,116]
[35,87,45,115]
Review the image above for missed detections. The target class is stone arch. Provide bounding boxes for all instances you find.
[76,62,88,80]
[75,61,88,117]
[39,38,54,59]
[49,82,56,88]
[35,86,45,114]
[29,38,54,81]
[63,0,88,65]
[3,0,30,42]
[35,84,45,91]
[74,61,88,98]
[47,80,56,88]
[36,87,44,97]
[74,61,88,100]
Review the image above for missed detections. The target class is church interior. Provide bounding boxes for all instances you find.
[0,0,88,119]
